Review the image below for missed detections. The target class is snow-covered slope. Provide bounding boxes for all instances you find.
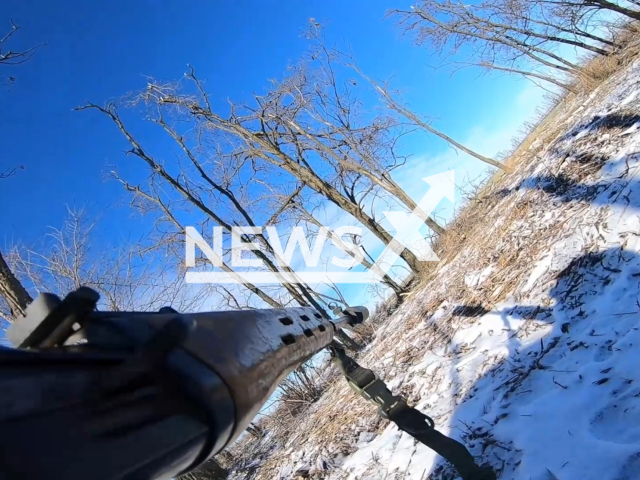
[229,59,640,480]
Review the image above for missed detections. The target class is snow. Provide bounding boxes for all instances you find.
[465,266,496,288]
[230,59,640,480]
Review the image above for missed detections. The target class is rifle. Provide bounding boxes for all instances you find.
[0,287,494,480]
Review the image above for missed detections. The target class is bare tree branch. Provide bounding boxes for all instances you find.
[0,20,45,67]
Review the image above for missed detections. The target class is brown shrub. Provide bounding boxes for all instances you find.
[279,362,325,414]
[575,21,640,93]
[575,54,625,92]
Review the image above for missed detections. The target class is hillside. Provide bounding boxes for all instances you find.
[223,54,640,480]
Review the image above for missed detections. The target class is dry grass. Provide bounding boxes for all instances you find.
[576,54,627,92]
[421,22,640,294]
[575,22,640,93]
[402,22,640,350]
[279,363,325,413]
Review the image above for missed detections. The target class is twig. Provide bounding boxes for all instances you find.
[552,377,568,389]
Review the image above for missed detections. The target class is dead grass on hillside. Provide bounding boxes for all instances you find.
[399,23,640,341]
[576,22,640,93]
[423,22,640,287]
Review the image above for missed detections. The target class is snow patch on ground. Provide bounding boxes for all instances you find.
[465,266,496,288]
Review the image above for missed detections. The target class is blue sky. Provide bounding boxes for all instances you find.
[0,0,545,308]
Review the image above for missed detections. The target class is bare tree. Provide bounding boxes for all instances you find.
[7,209,209,314]
[390,0,619,91]
[259,39,447,236]
[115,72,428,275]
[261,182,406,295]
[403,0,612,54]
[80,103,322,306]
[108,171,287,310]
[496,0,617,49]
[299,23,512,171]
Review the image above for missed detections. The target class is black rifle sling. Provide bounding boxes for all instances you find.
[329,342,495,480]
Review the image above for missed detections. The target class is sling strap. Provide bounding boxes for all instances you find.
[329,342,496,480]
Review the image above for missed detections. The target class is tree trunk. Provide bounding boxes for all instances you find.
[479,62,578,93]
[219,263,283,309]
[377,87,513,172]
[590,0,640,21]
[385,176,447,234]
[0,248,32,319]
[471,13,610,56]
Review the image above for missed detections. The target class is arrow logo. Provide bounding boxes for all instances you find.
[369,170,454,277]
